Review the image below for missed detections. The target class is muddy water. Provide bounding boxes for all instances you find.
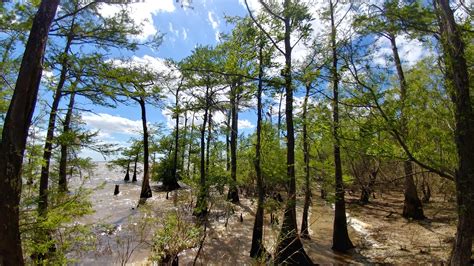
[70,162,455,265]
[70,162,372,265]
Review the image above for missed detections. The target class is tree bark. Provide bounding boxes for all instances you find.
[124,159,130,182]
[58,88,77,193]
[166,90,181,191]
[388,33,425,220]
[226,109,231,172]
[187,112,195,177]
[227,82,240,203]
[132,154,138,182]
[194,85,210,217]
[138,97,152,201]
[0,1,59,264]
[301,83,311,240]
[330,0,354,252]
[275,1,312,263]
[38,30,74,216]
[181,110,188,173]
[250,39,266,258]
[435,1,474,264]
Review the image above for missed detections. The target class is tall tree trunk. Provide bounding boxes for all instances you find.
[226,109,231,172]
[181,110,188,173]
[206,112,212,174]
[330,0,354,252]
[227,82,240,203]
[38,31,74,216]
[275,1,312,263]
[0,1,59,264]
[187,112,195,177]
[389,33,425,220]
[58,87,77,193]
[300,83,311,239]
[250,40,266,258]
[194,85,210,217]
[166,92,181,191]
[435,1,474,264]
[277,87,284,141]
[138,98,152,201]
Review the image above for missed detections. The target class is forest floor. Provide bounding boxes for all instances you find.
[71,162,458,265]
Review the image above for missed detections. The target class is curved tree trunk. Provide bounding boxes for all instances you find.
[389,33,425,220]
[300,84,311,240]
[330,0,354,252]
[435,1,474,264]
[0,1,59,264]
[250,40,266,258]
[138,98,152,201]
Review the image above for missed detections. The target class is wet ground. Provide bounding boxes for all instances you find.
[69,162,458,265]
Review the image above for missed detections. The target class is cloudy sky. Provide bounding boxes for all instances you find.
[53,0,434,160]
[76,0,256,160]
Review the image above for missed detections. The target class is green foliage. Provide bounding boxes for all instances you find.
[149,211,201,263]
[20,187,96,264]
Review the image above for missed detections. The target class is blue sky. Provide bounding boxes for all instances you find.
[73,0,256,160]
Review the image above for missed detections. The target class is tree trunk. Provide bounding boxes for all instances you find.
[206,112,212,174]
[0,1,59,264]
[166,92,181,191]
[330,0,354,252]
[187,112,195,177]
[138,98,152,201]
[124,159,130,182]
[301,84,311,240]
[194,85,210,217]
[277,87,284,141]
[181,110,188,173]
[389,33,425,220]
[38,31,74,216]
[132,155,138,182]
[250,40,266,259]
[275,2,312,263]
[436,1,474,264]
[58,85,78,193]
[226,109,231,172]
[227,82,240,203]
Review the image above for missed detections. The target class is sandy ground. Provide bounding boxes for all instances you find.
[70,162,459,265]
[345,192,457,264]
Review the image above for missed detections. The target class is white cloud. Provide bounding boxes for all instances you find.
[98,0,176,40]
[238,119,254,129]
[182,27,188,40]
[82,113,142,136]
[207,11,220,42]
[373,34,429,67]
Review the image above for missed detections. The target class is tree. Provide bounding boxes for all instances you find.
[0,1,59,264]
[181,46,226,217]
[245,0,313,263]
[434,0,474,263]
[329,0,354,252]
[109,63,162,203]
[353,0,425,220]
